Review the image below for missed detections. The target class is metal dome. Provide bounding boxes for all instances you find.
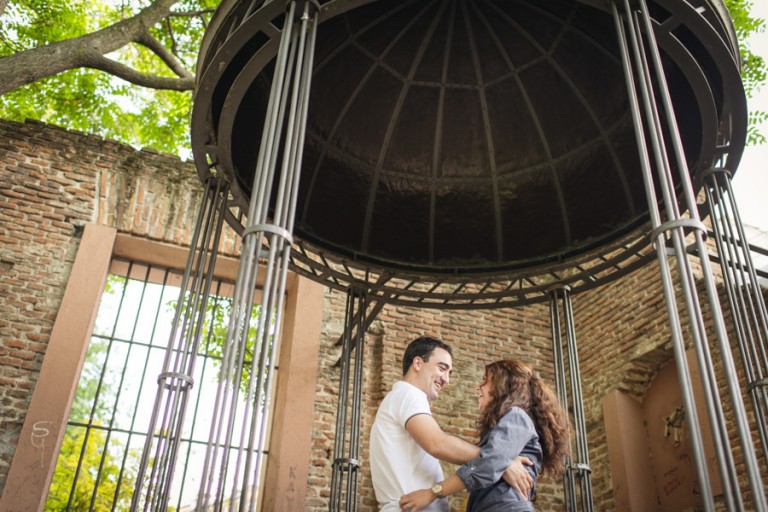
[191,0,746,307]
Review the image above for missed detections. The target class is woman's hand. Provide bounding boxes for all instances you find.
[399,488,436,512]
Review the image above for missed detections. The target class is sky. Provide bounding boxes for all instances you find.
[730,1,768,232]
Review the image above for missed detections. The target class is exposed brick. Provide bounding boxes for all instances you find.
[1,119,762,511]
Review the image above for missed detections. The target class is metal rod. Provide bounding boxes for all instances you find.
[131,176,230,512]
[613,2,717,506]
[637,0,765,506]
[704,169,768,473]
[549,286,593,512]
[330,287,374,511]
[330,290,355,510]
[244,4,321,508]
[195,2,320,510]
[158,177,228,511]
[631,6,739,503]
[613,0,766,508]
[197,4,300,504]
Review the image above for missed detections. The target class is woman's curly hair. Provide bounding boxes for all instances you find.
[478,359,571,475]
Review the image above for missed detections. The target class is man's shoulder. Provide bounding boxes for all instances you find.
[391,380,411,392]
[382,380,417,400]
[375,381,431,424]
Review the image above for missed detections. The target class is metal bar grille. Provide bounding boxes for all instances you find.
[47,258,269,512]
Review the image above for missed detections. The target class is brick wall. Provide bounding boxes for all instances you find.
[0,120,107,489]
[306,293,570,511]
[573,263,672,509]
[0,119,240,492]
[1,119,763,509]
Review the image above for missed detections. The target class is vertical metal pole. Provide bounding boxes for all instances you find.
[612,1,766,509]
[549,285,594,512]
[703,167,768,468]
[330,287,372,511]
[195,1,320,511]
[131,175,230,512]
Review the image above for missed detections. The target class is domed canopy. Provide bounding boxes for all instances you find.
[298,0,647,272]
[192,0,746,304]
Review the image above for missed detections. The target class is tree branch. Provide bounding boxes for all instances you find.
[170,9,216,18]
[0,0,188,95]
[136,27,194,79]
[87,53,194,90]
[165,17,180,56]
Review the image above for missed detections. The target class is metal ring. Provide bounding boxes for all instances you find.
[286,0,320,17]
[158,371,195,389]
[747,378,768,392]
[698,167,731,181]
[333,457,360,469]
[650,218,707,243]
[242,223,294,244]
[568,462,592,474]
[547,283,572,294]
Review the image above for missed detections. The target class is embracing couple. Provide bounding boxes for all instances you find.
[369,336,570,512]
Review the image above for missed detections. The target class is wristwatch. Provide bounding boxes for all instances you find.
[431,482,444,499]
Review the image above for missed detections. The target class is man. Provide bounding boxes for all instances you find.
[370,336,533,511]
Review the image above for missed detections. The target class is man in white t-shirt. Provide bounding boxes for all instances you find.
[369,336,532,511]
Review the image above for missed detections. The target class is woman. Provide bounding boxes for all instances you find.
[399,359,570,511]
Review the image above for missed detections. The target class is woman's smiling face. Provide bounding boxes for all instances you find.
[476,372,493,412]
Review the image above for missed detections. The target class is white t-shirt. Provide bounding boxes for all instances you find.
[369,381,448,511]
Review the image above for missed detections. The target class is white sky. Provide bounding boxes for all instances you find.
[730,1,768,232]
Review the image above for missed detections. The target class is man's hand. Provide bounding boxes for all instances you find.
[399,488,436,512]
[502,456,534,499]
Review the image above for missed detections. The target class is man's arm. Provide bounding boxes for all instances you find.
[406,414,533,498]
[406,414,479,464]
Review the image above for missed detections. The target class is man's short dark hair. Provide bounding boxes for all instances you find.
[402,336,452,376]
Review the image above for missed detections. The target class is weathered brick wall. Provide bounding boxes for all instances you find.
[0,119,241,493]
[306,292,568,511]
[573,255,767,510]
[573,263,672,509]
[2,119,764,509]
[0,120,88,492]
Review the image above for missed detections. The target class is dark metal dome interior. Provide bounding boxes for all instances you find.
[192,0,746,305]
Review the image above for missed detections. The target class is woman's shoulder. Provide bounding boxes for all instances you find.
[500,406,536,430]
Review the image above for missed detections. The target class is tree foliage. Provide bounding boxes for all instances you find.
[171,290,273,398]
[0,0,765,153]
[46,427,138,512]
[726,0,767,144]
[0,0,215,155]
[46,277,139,511]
